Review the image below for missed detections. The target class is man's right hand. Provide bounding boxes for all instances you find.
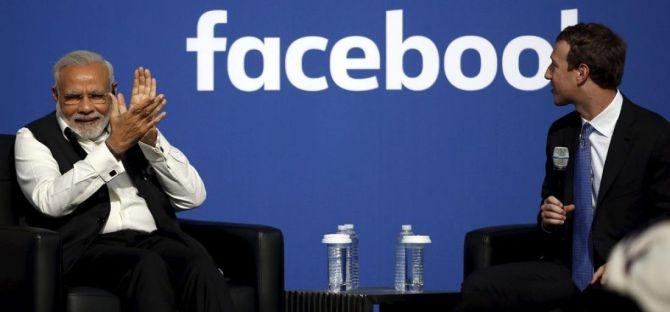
[105,92,166,159]
[540,196,575,227]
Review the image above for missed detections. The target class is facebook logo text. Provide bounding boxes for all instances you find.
[186,9,578,92]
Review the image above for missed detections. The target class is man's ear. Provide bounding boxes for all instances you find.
[576,63,590,86]
[51,86,58,102]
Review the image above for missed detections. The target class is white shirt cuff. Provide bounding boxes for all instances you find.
[87,143,125,182]
[138,131,169,163]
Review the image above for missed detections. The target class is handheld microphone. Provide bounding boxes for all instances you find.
[552,146,569,171]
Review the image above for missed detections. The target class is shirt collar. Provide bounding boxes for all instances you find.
[56,113,73,140]
[581,90,623,138]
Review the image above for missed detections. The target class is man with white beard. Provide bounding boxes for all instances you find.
[14,50,235,312]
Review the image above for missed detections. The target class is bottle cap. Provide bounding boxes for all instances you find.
[322,233,352,244]
[401,235,431,244]
[344,224,354,229]
[402,225,412,231]
[337,225,347,231]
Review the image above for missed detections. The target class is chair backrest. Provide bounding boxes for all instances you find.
[0,134,31,226]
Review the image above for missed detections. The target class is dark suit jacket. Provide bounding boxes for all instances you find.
[538,97,670,269]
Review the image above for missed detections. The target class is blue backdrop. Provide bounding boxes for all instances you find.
[1,0,669,291]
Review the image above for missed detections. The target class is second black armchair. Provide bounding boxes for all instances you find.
[463,223,544,279]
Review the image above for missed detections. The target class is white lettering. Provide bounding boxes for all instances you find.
[444,36,497,91]
[285,36,329,92]
[561,9,579,31]
[186,10,228,91]
[502,36,553,91]
[227,37,281,92]
[187,8,579,93]
[386,10,440,91]
[330,36,380,91]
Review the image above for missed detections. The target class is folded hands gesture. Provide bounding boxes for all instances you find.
[106,67,167,158]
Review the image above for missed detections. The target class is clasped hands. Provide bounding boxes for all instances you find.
[540,196,607,286]
[105,67,167,159]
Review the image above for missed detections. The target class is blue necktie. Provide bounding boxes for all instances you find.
[572,123,595,290]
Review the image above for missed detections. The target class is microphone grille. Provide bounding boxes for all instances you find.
[552,146,569,170]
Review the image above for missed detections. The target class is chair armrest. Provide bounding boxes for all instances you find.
[179,219,284,312]
[463,224,543,278]
[0,225,63,312]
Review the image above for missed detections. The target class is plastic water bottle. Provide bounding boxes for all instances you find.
[343,224,359,289]
[401,235,431,292]
[337,225,358,290]
[394,225,414,291]
[322,233,352,292]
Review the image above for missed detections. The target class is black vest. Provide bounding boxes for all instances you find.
[24,112,189,272]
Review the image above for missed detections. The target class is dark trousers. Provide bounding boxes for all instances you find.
[458,261,579,312]
[458,261,641,312]
[65,230,235,312]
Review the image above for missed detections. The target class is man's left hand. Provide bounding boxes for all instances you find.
[591,263,607,285]
[129,67,165,147]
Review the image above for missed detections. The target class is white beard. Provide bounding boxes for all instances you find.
[56,105,110,140]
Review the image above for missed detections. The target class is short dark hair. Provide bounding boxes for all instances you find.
[556,23,626,90]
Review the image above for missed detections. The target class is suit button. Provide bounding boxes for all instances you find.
[97,217,106,225]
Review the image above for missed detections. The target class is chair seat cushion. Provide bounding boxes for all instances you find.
[230,285,256,312]
[67,287,120,312]
[66,285,254,312]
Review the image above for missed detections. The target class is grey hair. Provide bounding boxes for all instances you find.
[52,50,115,88]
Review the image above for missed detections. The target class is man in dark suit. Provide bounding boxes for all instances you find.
[458,23,670,311]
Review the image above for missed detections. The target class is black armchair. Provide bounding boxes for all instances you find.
[462,223,544,278]
[462,223,645,311]
[0,134,284,312]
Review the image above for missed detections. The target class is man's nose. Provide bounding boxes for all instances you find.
[544,67,552,80]
[78,96,95,114]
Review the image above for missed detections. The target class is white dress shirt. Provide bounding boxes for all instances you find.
[14,115,206,234]
[581,90,623,210]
